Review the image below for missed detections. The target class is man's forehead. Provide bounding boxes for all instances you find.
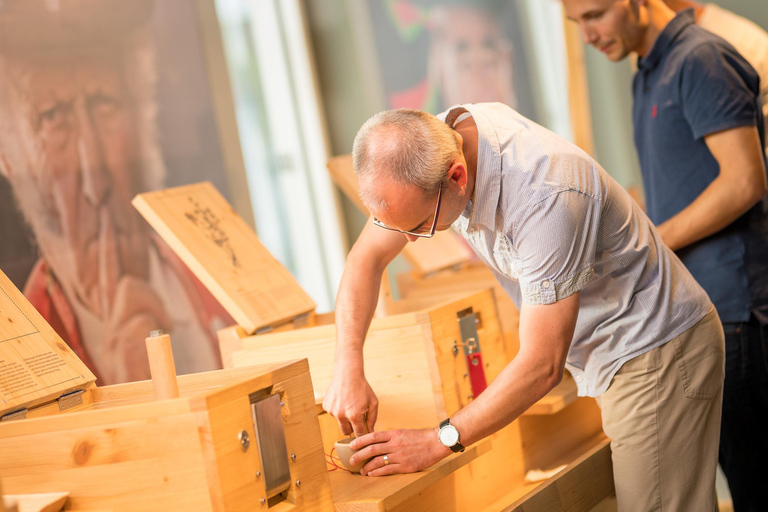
[563,0,618,18]
[5,52,125,100]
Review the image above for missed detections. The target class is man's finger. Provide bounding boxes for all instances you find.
[337,418,353,436]
[350,442,389,466]
[366,404,378,433]
[366,462,402,477]
[350,414,368,438]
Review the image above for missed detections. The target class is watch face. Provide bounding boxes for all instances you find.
[439,425,460,446]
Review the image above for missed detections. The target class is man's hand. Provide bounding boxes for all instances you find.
[104,275,172,383]
[323,366,378,437]
[349,428,451,476]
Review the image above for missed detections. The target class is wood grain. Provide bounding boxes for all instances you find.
[132,182,316,334]
[0,269,96,417]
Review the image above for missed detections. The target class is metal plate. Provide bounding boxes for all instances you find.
[251,393,291,498]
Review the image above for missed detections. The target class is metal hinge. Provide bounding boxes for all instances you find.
[1,408,27,422]
[58,389,85,411]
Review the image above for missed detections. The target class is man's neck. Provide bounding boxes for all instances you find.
[665,0,704,20]
[636,1,678,58]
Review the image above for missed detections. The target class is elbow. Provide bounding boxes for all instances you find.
[743,171,768,207]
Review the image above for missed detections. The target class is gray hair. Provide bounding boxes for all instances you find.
[352,108,459,211]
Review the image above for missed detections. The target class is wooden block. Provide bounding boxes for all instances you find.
[328,440,491,512]
[144,333,179,400]
[0,269,96,417]
[0,360,334,512]
[2,493,68,512]
[502,438,613,512]
[132,182,316,335]
[326,155,473,276]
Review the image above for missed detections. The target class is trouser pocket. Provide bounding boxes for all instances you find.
[672,311,725,400]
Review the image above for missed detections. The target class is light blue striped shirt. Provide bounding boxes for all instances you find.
[441,103,712,397]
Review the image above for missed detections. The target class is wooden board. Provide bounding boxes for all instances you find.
[132,182,316,334]
[0,360,335,512]
[327,155,473,276]
[2,493,68,512]
[0,270,96,417]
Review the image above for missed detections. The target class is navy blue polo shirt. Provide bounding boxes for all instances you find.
[633,9,768,323]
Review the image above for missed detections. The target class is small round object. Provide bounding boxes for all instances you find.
[383,454,389,466]
[296,480,302,487]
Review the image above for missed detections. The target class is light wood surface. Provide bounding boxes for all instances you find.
[326,155,473,276]
[144,333,179,400]
[0,269,96,417]
[2,493,68,512]
[0,360,334,512]
[132,182,316,335]
[329,440,491,512]
[502,437,613,512]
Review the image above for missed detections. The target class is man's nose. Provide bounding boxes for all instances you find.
[77,108,111,207]
[581,24,599,45]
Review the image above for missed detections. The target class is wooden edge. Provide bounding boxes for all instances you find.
[193,359,311,411]
[522,376,579,416]
[2,492,69,512]
[502,438,613,512]
[330,438,492,509]
[382,439,493,510]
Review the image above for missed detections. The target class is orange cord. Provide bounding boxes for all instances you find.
[326,446,356,473]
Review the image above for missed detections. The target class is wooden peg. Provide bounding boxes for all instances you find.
[145,330,180,400]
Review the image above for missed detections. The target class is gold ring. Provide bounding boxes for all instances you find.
[383,455,389,466]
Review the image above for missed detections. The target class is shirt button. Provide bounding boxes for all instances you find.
[541,280,551,289]
[576,375,583,382]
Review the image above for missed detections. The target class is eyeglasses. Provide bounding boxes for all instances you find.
[372,181,444,238]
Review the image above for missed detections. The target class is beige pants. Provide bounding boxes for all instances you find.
[597,307,725,512]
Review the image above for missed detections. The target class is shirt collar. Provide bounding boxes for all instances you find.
[637,8,695,72]
[443,103,502,231]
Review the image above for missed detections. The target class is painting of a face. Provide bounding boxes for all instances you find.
[3,50,150,317]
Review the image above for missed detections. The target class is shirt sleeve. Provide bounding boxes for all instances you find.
[681,42,760,140]
[514,190,599,305]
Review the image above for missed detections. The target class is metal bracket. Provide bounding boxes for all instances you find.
[455,309,488,399]
[58,389,85,411]
[1,408,27,422]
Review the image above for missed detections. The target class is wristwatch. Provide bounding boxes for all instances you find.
[438,418,465,453]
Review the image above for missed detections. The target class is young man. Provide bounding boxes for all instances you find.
[563,1,768,510]
[323,103,724,511]
[663,0,768,151]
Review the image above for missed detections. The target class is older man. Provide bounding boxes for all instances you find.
[323,103,724,510]
[564,1,768,509]
[0,1,230,383]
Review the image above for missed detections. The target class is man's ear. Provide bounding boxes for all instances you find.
[447,160,467,188]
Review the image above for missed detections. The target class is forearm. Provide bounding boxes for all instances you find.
[658,173,764,251]
[333,250,390,372]
[449,352,562,446]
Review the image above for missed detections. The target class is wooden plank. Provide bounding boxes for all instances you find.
[132,182,316,335]
[519,398,604,473]
[329,439,491,512]
[0,270,96,417]
[326,155,473,276]
[229,322,441,433]
[563,8,596,157]
[502,438,613,512]
[524,375,580,416]
[2,493,68,512]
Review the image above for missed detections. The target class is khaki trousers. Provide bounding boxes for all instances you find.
[597,307,725,512]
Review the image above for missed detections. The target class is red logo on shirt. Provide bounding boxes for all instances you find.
[652,105,658,118]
